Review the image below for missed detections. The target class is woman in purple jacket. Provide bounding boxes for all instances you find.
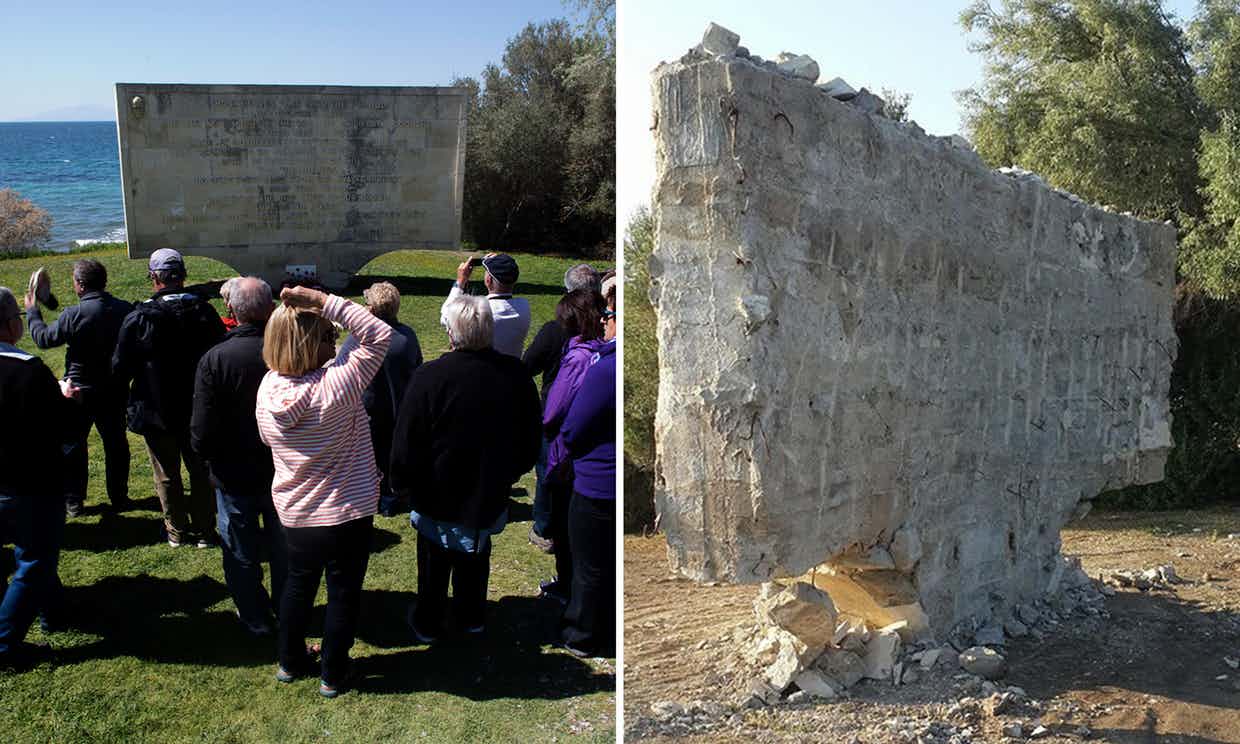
[537,289,605,603]
[558,280,617,657]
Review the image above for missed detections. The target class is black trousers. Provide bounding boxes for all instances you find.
[64,389,129,507]
[549,480,574,590]
[560,493,615,655]
[414,533,490,632]
[278,516,372,686]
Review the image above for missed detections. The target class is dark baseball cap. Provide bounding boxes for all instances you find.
[482,254,519,285]
[149,248,185,272]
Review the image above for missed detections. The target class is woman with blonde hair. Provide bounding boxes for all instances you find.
[256,285,391,698]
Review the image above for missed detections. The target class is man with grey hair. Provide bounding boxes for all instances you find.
[25,258,133,516]
[521,262,600,553]
[190,277,284,636]
[390,294,541,640]
[0,286,71,666]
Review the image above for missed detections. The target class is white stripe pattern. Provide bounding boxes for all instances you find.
[256,294,392,528]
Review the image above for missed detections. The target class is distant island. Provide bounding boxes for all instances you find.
[4,103,115,122]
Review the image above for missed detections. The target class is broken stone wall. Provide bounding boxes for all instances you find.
[650,52,1177,632]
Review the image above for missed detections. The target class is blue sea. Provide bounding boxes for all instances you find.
[0,121,126,250]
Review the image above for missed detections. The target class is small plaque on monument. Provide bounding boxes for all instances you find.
[115,83,467,287]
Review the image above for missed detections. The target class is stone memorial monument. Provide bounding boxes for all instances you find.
[115,83,467,288]
[651,26,1178,636]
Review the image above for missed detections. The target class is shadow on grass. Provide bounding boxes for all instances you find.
[54,573,274,667]
[63,513,163,552]
[354,590,612,700]
[371,526,402,554]
[507,502,533,523]
[349,275,566,298]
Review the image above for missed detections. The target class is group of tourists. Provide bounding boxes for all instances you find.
[0,249,617,697]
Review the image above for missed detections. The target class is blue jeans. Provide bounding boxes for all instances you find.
[532,436,552,537]
[0,492,64,655]
[216,488,287,634]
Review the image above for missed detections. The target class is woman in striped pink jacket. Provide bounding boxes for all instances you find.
[255,285,391,698]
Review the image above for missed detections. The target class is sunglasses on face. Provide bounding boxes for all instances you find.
[602,309,616,321]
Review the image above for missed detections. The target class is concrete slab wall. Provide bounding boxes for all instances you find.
[650,56,1177,628]
[116,84,466,288]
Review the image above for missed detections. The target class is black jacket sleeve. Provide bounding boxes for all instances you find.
[521,321,558,377]
[189,353,215,461]
[389,372,430,502]
[27,304,74,350]
[513,372,542,482]
[111,310,142,386]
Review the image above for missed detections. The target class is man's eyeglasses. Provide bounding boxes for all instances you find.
[602,309,616,321]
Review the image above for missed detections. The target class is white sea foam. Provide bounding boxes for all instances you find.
[72,227,127,248]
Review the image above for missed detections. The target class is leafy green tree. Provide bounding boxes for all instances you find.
[958,0,1202,222]
[622,205,658,530]
[455,3,615,256]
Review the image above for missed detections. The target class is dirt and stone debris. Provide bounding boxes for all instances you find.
[625,509,1240,743]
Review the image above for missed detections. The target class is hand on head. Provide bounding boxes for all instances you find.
[280,285,327,310]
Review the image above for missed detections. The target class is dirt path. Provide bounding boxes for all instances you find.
[623,508,1240,743]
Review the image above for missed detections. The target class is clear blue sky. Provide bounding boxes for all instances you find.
[0,0,581,121]
[617,0,1197,224]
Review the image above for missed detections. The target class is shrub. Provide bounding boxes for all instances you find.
[0,189,53,256]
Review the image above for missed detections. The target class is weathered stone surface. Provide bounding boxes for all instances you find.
[775,53,819,81]
[650,49,1177,631]
[701,22,741,57]
[862,625,903,680]
[815,648,867,688]
[817,76,856,98]
[793,668,838,698]
[889,526,923,573]
[116,83,467,289]
[808,567,929,639]
[848,87,885,115]
[759,581,838,649]
[959,646,1007,679]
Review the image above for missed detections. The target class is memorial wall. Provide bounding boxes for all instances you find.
[116,84,467,287]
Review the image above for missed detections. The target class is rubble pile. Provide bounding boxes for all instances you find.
[728,556,1110,708]
[685,23,915,130]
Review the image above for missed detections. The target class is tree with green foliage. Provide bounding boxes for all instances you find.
[455,2,614,256]
[622,205,658,530]
[959,0,1203,223]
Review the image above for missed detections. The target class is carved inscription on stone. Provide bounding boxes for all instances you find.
[116,84,467,285]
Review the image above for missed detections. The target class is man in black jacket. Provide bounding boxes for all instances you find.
[390,295,541,639]
[0,287,70,667]
[190,277,283,636]
[113,249,225,548]
[520,263,599,552]
[25,258,133,516]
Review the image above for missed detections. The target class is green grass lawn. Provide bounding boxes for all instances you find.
[0,245,615,743]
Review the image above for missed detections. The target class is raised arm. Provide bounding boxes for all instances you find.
[25,303,73,349]
[280,286,390,404]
